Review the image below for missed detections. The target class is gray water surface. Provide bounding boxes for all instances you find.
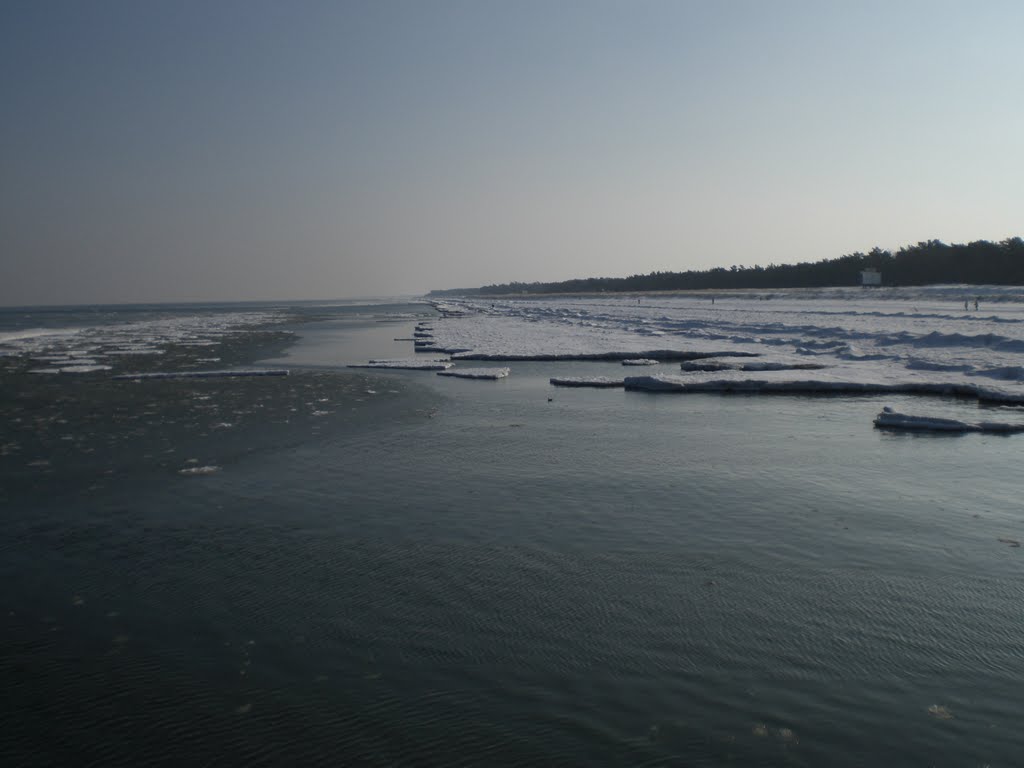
[2,304,1022,767]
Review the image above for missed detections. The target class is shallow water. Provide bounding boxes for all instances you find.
[2,300,1023,766]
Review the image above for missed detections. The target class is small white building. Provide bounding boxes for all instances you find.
[860,268,882,286]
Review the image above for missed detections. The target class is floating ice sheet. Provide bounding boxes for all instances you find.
[873,407,1024,432]
[679,360,828,372]
[623,374,1024,404]
[550,376,624,388]
[348,359,453,371]
[58,364,113,373]
[178,465,221,476]
[437,367,510,380]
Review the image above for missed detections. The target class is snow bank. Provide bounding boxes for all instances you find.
[414,288,1024,404]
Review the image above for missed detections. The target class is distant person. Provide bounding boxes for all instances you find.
[711,297,715,305]
[974,298,979,311]
[964,300,969,311]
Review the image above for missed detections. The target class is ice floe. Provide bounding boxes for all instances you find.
[178,465,221,476]
[1,309,289,375]
[927,704,954,720]
[348,359,453,371]
[455,349,756,362]
[550,376,625,388]
[873,406,1024,433]
[436,367,510,379]
[55,364,113,373]
[622,358,660,366]
[623,374,1024,404]
[679,360,826,372]
[678,360,742,372]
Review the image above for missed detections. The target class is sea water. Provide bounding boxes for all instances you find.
[2,298,1022,766]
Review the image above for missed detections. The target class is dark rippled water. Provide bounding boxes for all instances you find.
[2,301,1022,766]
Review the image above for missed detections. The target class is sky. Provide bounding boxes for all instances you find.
[2,0,1022,305]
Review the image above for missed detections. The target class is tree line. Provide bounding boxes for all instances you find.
[429,238,1024,296]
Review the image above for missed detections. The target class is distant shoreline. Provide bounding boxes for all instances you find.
[428,283,1019,301]
[428,237,1024,297]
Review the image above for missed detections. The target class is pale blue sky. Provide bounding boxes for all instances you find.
[2,0,1021,304]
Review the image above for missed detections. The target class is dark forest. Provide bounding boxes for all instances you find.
[429,238,1024,296]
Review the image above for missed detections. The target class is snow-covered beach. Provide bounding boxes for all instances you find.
[417,286,1024,414]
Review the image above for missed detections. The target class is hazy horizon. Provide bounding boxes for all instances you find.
[3,0,1022,306]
